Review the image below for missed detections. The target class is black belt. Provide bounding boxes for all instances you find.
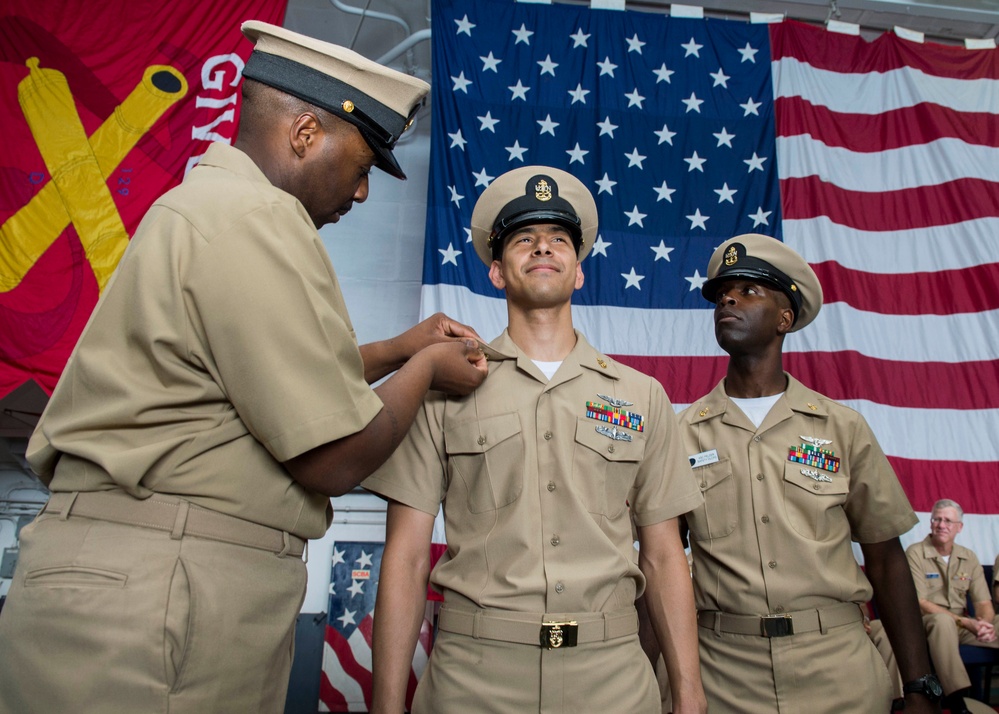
[697,602,864,638]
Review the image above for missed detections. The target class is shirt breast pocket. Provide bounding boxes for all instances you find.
[953,575,972,601]
[686,459,737,541]
[922,573,945,600]
[572,417,645,518]
[444,412,524,514]
[782,462,850,542]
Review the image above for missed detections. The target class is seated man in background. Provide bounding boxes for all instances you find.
[907,498,999,714]
[992,553,999,606]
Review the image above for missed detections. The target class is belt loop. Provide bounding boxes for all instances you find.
[712,612,722,637]
[603,611,611,640]
[817,608,828,635]
[472,610,481,640]
[302,540,309,563]
[171,501,190,540]
[278,531,291,557]
[59,491,80,521]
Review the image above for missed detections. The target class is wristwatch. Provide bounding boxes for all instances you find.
[902,674,943,702]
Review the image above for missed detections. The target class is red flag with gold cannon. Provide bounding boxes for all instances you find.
[0,0,287,403]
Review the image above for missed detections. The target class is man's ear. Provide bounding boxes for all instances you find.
[488,261,506,290]
[289,112,320,158]
[574,262,584,290]
[776,305,795,335]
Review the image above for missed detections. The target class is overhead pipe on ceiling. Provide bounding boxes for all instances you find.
[377,28,431,65]
[329,0,433,139]
[330,0,411,43]
[329,0,430,84]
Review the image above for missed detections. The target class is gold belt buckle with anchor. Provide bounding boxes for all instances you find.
[540,620,579,649]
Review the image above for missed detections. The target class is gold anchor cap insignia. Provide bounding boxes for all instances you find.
[535,179,552,202]
[724,245,738,266]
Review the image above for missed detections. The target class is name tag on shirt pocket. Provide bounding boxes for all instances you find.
[925,573,941,579]
[689,449,719,469]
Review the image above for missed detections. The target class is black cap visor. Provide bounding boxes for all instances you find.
[490,209,582,260]
[701,260,802,323]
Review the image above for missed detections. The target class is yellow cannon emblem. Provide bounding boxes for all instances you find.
[1,58,187,293]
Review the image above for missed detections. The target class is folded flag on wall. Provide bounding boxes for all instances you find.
[321,541,434,712]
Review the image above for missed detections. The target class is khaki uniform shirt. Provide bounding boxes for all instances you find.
[907,536,990,614]
[681,375,917,615]
[26,143,382,539]
[363,330,703,613]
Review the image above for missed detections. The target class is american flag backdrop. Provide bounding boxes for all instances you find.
[320,542,433,712]
[421,0,999,555]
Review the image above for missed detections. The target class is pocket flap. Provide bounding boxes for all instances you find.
[444,412,521,454]
[692,459,732,491]
[783,462,849,496]
[574,417,645,462]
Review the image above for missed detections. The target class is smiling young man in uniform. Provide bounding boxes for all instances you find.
[680,233,940,714]
[363,166,706,714]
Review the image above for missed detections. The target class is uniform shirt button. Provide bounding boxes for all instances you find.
[756,473,764,481]
[477,436,486,445]
[547,481,556,492]
[813,484,821,491]
[551,535,560,546]
[544,431,553,440]
[761,515,770,524]
[768,560,777,569]
[753,435,762,443]
[608,446,616,453]
[555,582,565,594]
[775,605,785,613]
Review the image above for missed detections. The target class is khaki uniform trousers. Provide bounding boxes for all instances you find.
[923,612,999,694]
[414,618,659,713]
[699,617,892,714]
[867,619,903,700]
[0,501,307,714]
